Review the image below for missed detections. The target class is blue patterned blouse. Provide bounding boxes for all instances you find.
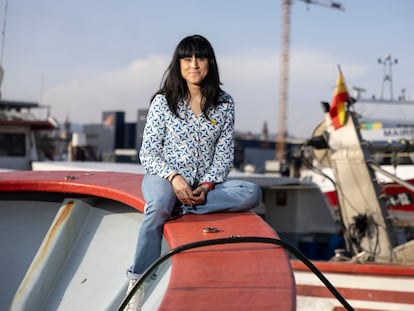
[139,92,235,187]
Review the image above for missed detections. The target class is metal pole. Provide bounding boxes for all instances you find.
[276,0,344,167]
[276,0,290,164]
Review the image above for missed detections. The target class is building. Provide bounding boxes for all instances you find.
[82,110,148,163]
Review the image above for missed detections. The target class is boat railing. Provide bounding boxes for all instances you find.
[368,161,414,193]
[363,139,414,154]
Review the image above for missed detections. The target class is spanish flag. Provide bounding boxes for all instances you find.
[329,66,350,129]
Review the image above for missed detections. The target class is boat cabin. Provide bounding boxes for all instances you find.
[0,100,56,170]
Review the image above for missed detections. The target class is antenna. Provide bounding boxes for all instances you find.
[378,53,398,100]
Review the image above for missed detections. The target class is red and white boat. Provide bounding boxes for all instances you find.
[301,96,414,227]
[293,96,414,310]
[0,170,297,310]
[301,164,414,227]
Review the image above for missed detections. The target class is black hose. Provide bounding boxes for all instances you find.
[117,236,354,311]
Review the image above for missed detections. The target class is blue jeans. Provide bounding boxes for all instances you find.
[127,174,262,278]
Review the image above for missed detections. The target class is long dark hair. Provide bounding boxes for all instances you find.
[153,34,223,117]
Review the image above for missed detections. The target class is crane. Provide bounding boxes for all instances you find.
[276,0,344,171]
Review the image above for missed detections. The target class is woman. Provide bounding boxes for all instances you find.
[125,34,262,309]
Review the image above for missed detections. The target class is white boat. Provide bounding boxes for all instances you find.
[0,99,57,170]
[301,97,414,227]
[293,96,414,310]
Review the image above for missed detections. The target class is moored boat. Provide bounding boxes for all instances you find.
[292,76,414,310]
[0,170,297,310]
[301,96,414,228]
[0,100,57,170]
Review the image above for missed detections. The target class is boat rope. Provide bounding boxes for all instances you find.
[117,236,355,311]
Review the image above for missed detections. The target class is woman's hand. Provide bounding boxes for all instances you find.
[191,185,209,205]
[171,175,199,206]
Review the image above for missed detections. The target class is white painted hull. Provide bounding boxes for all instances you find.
[1,196,143,310]
[293,261,414,311]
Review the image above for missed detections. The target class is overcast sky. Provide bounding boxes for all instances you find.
[1,0,413,138]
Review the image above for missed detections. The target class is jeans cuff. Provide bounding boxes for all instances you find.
[126,269,141,280]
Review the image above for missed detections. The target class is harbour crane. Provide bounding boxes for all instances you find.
[276,0,344,170]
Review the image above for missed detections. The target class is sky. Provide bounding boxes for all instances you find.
[1,0,413,138]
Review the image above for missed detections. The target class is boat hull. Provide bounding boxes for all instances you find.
[292,260,414,311]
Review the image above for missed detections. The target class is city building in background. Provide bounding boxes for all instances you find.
[57,108,303,176]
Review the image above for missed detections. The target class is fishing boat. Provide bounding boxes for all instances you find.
[292,92,414,310]
[301,98,414,227]
[0,170,302,310]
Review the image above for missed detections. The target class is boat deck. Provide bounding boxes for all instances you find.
[0,170,145,211]
[162,212,295,310]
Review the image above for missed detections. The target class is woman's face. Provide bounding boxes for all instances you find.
[180,55,209,87]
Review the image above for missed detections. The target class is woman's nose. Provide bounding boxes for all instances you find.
[191,56,199,68]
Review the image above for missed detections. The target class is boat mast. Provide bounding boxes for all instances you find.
[276,0,344,168]
[276,0,290,165]
[0,0,8,98]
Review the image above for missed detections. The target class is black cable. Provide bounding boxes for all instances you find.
[117,236,354,311]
